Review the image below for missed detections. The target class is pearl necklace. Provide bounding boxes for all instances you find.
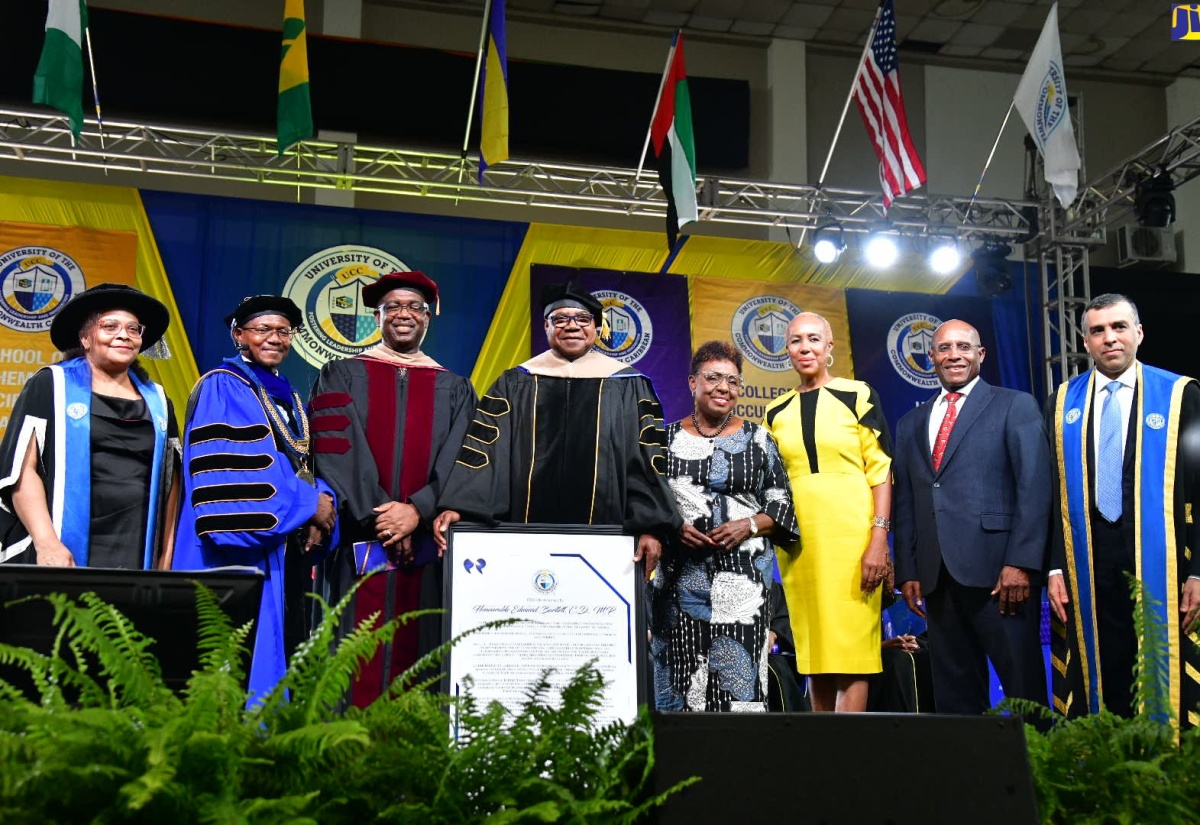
[692,409,733,439]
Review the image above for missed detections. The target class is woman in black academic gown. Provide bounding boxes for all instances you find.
[0,283,179,569]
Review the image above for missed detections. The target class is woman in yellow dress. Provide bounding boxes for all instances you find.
[763,312,892,712]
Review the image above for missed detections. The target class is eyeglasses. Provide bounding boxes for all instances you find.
[240,326,299,338]
[698,371,742,389]
[548,312,594,329]
[96,320,145,338]
[379,301,429,317]
[932,342,978,355]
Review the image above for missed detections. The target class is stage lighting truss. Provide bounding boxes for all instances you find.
[1043,112,1200,245]
[1032,112,1200,394]
[812,223,845,263]
[5,105,1196,400]
[0,106,1038,242]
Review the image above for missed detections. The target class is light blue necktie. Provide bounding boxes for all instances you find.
[1097,380,1123,522]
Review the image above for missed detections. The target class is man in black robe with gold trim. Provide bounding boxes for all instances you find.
[433,282,680,576]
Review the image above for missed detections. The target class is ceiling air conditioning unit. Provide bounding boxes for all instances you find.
[1117,224,1176,267]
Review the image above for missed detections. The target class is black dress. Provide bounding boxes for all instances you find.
[89,393,154,569]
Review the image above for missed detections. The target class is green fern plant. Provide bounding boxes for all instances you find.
[0,582,691,824]
[1130,575,1174,724]
[1020,575,1200,824]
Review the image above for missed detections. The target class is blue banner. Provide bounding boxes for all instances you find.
[844,288,1004,433]
[529,265,693,422]
[141,189,526,394]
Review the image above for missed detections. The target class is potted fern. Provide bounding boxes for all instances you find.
[0,586,689,823]
[1019,579,1200,824]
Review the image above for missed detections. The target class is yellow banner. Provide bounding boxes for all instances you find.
[0,221,137,437]
[689,276,852,424]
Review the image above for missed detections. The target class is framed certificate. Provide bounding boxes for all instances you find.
[443,523,646,735]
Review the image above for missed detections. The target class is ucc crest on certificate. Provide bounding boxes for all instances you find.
[444,524,646,733]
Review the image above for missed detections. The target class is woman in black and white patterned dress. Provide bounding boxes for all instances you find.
[650,341,799,712]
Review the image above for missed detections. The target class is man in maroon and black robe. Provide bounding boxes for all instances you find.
[310,271,476,707]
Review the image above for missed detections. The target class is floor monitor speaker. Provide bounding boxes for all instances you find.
[651,711,1038,824]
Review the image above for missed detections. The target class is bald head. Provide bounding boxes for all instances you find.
[932,320,980,347]
[786,311,835,382]
[930,319,985,391]
[788,312,833,342]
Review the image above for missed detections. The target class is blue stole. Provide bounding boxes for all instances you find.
[1056,363,1193,721]
[230,357,295,406]
[53,358,170,568]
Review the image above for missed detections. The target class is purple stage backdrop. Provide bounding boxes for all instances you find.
[529,264,693,422]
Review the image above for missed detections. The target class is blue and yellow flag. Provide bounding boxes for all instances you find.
[1172,5,1200,40]
[478,0,508,181]
[278,0,312,154]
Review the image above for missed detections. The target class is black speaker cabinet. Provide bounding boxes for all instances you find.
[652,712,1039,824]
[0,564,264,698]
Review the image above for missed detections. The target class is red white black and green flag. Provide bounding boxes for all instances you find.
[650,32,697,249]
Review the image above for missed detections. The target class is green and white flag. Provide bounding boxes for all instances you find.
[33,0,89,140]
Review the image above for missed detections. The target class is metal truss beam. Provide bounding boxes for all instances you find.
[1040,243,1091,393]
[0,106,1037,240]
[1047,113,1200,245]
[1034,113,1200,396]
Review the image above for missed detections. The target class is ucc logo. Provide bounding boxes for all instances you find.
[1172,4,1200,40]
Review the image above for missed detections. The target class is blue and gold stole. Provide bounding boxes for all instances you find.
[53,357,170,568]
[1054,363,1193,723]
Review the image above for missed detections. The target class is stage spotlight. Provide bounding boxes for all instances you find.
[864,234,898,268]
[812,224,845,264]
[1135,173,1175,228]
[972,241,1013,298]
[928,239,961,274]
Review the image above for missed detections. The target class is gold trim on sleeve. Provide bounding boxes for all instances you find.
[1057,376,1096,710]
[456,445,490,469]
[466,420,501,445]
[587,380,604,525]
[524,377,539,523]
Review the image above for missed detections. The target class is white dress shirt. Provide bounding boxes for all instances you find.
[927,375,982,455]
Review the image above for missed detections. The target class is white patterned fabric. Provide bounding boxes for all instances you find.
[649,420,799,713]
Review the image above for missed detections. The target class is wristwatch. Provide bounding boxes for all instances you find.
[747,516,759,537]
[871,516,892,531]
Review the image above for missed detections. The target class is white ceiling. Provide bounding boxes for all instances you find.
[416,0,1200,79]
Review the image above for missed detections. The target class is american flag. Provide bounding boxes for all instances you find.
[852,0,926,207]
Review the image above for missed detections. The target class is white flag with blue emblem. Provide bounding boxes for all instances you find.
[1013,2,1080,209]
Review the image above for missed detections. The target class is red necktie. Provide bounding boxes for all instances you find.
[932,392,961,472]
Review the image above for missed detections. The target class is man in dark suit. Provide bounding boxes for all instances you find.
[1046,293,1200,725]
[893,319,1051,714]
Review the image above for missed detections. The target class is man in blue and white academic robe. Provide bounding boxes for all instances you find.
[1047,293,1200,727]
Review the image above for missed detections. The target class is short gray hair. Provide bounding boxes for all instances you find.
[1081,293,1139,327]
